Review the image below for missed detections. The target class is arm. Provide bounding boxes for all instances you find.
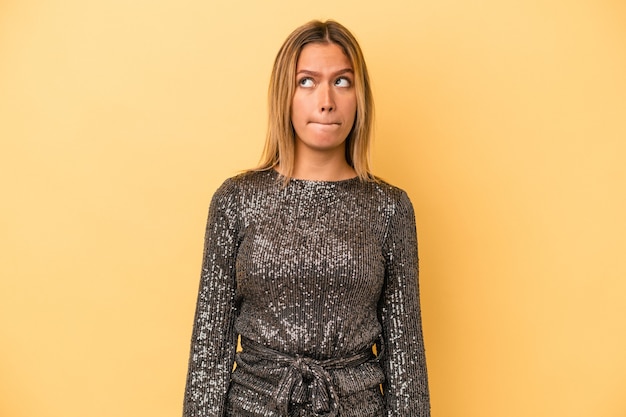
[183,179,241,417]
[379,190,430,416]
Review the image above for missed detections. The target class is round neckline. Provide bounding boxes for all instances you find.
[270,168,359,185]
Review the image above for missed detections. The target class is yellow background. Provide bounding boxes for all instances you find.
[1,0,625,416]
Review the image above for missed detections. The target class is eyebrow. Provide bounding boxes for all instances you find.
[296,68,354,77]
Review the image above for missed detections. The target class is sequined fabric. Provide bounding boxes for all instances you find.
[233,336,376,417]
[183,169,429,417]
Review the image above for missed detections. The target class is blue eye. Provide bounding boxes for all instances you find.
[335,77,351,87]
[298,77,314,87]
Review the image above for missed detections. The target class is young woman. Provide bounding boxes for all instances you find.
[183,20,430,417]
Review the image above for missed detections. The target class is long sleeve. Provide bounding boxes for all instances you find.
[183,179,241,417]
[379,190,430,416]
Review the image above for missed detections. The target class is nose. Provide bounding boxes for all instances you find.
[318,84,335,112]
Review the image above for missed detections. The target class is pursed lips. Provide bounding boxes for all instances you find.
[309,121,341,125]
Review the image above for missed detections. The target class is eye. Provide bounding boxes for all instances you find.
[334,77,352,87]
[298,77,314,88]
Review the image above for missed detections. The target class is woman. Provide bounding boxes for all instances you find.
[183,20,430,417]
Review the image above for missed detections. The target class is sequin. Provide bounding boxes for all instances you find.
[183,169,429,416]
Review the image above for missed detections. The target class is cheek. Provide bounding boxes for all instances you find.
[347,100,357,124]
[290,96,306,122]
[345,94,357,117]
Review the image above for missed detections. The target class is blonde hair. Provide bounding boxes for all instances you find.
[255,20,375,182]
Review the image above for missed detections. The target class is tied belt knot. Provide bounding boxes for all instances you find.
[239,338,380,417]
[275,354,338,416]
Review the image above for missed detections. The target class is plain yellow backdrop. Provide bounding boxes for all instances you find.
[1,0,625,416]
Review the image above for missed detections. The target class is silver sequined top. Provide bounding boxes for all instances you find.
[183,169,429,417]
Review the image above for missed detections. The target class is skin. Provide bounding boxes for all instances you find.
[290,42,357,181]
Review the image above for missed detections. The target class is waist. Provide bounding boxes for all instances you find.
[233,338,383,417]
[240,337,375,368]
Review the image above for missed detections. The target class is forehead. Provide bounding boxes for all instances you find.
[296,42,352,70]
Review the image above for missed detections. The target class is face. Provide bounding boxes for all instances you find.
[291,42,357,156]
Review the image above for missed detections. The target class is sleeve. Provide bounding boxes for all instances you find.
[183,178,241,417]
[378,190,430,417]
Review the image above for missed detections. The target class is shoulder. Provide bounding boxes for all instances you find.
[371,180,418,250]
[214,170,274,194]
[211,169,276,205]
[365,177,414,214]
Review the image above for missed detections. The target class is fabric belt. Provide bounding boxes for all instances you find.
[237,338,380,417]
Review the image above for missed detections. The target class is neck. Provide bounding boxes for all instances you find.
[286,145,356,181]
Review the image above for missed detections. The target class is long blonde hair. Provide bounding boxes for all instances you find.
[255,20,375,182]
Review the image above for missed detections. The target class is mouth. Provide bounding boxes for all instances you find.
[309,121,341,126]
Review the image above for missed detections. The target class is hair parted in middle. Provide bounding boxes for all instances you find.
[255,20,375,182]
